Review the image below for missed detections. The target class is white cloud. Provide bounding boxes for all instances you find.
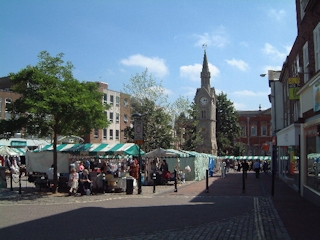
[233,102,248,111]
[225,58,249,71]
[180,63,220,81]
[120,54,168,77]
[268,9,286,21]
[194,26,229,48]
[180,86,197,97]
[163,88,173,95]
[233,90,269,97]
[262,43,288,61]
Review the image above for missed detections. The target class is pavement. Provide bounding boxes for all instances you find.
[0,171,320,240]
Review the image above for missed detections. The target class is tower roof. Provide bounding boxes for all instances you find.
[202,50,209,74]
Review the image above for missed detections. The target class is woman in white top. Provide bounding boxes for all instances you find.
[68,168,79,195]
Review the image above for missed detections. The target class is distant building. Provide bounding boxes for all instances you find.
[236,108,272,156]
[0,77,132,145]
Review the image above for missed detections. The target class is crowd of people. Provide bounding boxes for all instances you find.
[220,159,270,179]
[59,157,144,196]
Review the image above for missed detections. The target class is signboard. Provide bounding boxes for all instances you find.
[10,141,27,147]
[314,80,320,112]
[134,119,143,145]
[288,77,300,100]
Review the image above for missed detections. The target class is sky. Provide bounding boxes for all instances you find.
[0,0,297,111]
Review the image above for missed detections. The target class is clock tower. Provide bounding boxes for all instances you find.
[194,50,217,155]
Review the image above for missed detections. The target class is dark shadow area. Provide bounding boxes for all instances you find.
[0,199,254,240]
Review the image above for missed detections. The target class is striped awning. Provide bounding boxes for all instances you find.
[38,143,145,156]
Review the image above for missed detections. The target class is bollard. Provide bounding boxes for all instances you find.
[205,169,209,193]
[10,171,13,191]
[174,169,178,192]
[102,174,106,194]
[19,173,21,194]
[242,169,245,193]
[152,172,156,193]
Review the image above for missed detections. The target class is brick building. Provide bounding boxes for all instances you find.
[237,107,272,156]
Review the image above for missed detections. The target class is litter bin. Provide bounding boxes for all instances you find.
[126,177,134,194]
[0,166,7,188]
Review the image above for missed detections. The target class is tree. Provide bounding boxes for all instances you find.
[216,92,241,156]
[133,98,173,152]
[174,101,202,151]
[123,69,173,152]
[9,51,109,193]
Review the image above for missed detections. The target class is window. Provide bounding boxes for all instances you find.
[201,110,206,119]
[103,129,107,139]
[314,22,320,72]
[110,95,114,104]
[303,41,309,82]
[116,130,119,139]
[116,96,120,107]
[5,98,12,120]
[261,125,267,136]
[109,129,113,139]
[124,114,128,123]
[300,0,308,20]
[94,129,99,138]
[124,99,128,108]
[103,93,107,103]
[116,113,119,123]
[251,125,257,136]
[109,112,113,122]
[241,126,246,137]
[292,55,299,77]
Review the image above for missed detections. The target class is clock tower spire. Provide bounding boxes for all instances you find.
[201,49,211,90]
[194,48,217,155]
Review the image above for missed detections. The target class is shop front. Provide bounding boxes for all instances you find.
[277,123,301,189]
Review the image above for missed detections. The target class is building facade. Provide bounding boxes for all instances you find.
[194,50,217,155]
[237,108,272,156]
[272,0,320,206]
[83,82,131,144]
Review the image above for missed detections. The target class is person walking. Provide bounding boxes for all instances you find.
[253,160,261,178]
[242,160,249,178]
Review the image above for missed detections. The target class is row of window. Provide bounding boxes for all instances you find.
[240,125,269,137]
[293,22,320,82]
[105,111,128,123]
[94,129,120,140]
[103,94,129,108]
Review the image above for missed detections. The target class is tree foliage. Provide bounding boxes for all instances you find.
[174,101,202,151]
[216,92,241,156]
[123,69,173,152]
[9,51,109,192]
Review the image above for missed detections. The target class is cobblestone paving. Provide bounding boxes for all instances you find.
[0,174,291,240]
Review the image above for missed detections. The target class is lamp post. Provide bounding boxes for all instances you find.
[132,113,143,194]
[261,70,281,196]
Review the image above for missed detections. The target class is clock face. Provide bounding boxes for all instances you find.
[200,97,208,106]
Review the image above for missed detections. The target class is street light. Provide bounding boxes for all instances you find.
[261,70,281,196]
[132,113,143,194]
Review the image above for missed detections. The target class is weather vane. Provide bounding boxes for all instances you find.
[202,43,207,50]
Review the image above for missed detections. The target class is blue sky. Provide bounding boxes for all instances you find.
[1,0,297,110]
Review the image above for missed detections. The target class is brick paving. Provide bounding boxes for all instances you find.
[0,171,320,239]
